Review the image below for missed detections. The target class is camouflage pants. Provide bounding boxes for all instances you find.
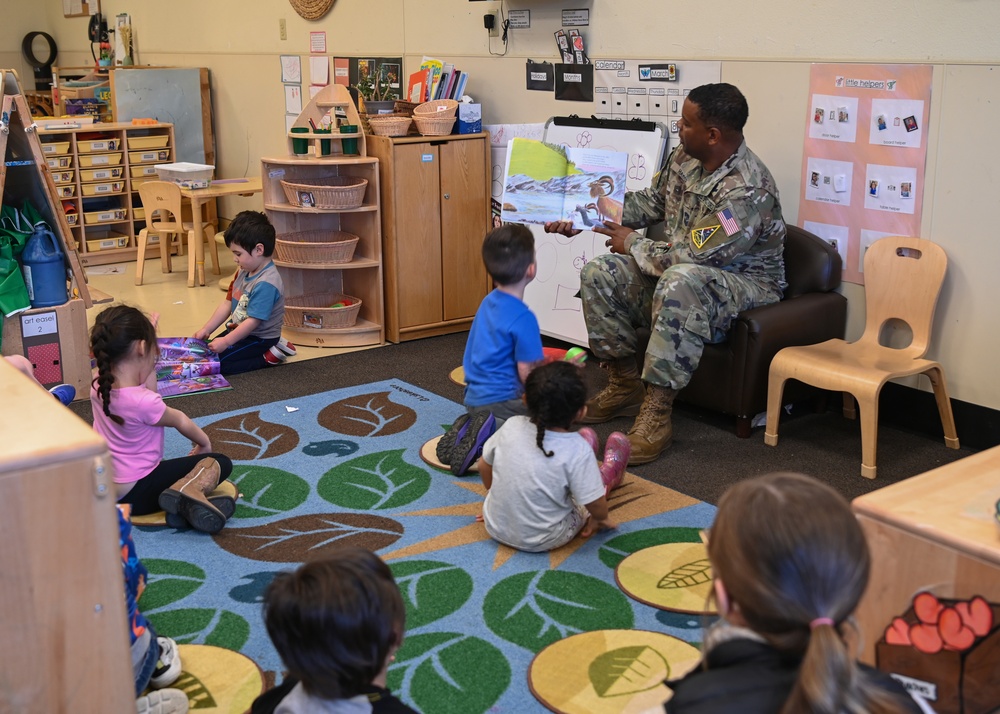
[580,255,782,390]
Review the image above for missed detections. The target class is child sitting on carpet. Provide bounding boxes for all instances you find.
[462,223,545,425]
[665,472,921,713]
[119,505,189,714]
[252,548,417,714]
[477,361,630,552]
[194,211,295,375]
[90,304,235,534]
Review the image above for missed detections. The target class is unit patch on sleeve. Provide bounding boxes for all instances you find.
[691,225,720,249]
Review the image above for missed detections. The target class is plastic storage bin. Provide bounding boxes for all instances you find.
[154,162,215,189]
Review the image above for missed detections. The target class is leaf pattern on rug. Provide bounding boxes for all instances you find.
[484,571,634,652]
[229,465,310,518]
[387,632,511,714]
[318,392,417,436]
[318,449,431,510]
[213,513,404,562]
[146,608,250,651]
[589,645,670,697]
[203,411,299,460]
[389,560,474,629]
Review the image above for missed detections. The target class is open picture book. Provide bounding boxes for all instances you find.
[500,138,628,227]
[155,337,231,399]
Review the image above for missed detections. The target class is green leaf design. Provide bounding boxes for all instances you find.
[598,527,704,569]
[484,571,633,652]
[318,449,430,510]
[389,560,474,629]
[146,608,250,651]
[171,671,217,709]
[139,559,206,611]
[387,632,510,714]
[589,645,669,698]
[658,559,712,589]
[230,465,310,518]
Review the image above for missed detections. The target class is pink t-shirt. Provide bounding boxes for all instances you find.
[90,384,167,484]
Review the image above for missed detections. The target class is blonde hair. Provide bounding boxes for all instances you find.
[709,472,909,714]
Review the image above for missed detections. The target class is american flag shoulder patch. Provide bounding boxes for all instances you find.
[717,208,740,236]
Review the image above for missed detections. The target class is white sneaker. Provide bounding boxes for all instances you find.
[275,337,297,356]
[136,688,189,714]
[149,636,182,689]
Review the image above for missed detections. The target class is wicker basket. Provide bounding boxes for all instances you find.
[275,230,359,264]
[414,99,459,118]
[413,115,456,137]
[284,292,363,329]
[393,100,420,117]
[280,176,368,209]
[366,115,413,137]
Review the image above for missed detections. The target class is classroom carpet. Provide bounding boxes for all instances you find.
[131,379,718,714]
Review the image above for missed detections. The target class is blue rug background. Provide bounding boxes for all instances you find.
[132,379,716,713]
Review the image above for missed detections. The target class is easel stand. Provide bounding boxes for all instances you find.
[1,69,94,396]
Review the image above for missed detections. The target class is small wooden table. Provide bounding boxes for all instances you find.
[180,176,263,286]
[852,445,1000,665]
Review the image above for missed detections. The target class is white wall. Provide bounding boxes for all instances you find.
[8,0,999,411]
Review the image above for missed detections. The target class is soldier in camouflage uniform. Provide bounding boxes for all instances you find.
[546,83,785,464]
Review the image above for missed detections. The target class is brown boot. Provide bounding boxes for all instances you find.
[158,458,228,534]
[581,357,646,424]
[627,384,678,464]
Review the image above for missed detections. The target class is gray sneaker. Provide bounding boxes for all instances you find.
[136,688,189,714]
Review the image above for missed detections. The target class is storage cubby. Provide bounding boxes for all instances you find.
[261,155,384,347]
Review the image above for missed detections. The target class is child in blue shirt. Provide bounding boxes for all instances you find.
[462,223,545,424]
[194,211,294,375]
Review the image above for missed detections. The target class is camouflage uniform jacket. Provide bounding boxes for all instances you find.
[621,141,786,290]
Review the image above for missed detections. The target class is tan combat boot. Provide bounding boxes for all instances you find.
[626,384,678,464]
[158,458,229,534]
[581,357,646,424]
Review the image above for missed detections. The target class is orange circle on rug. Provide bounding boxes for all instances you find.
[448,366,466,386]
[419,435,479,473]
[529,629,700,714]
[615,542,717,615]
[132,480,239,527]
[173,644,264,712]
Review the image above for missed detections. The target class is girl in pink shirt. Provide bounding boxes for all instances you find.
[90,305,234,534]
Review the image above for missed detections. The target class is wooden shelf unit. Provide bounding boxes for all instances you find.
[366,132,491,343]
[38,122,177,266]
[261,155,384,348]
[287,84,367,158]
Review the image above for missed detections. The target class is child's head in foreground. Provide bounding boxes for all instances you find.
[263,548,405,700]
[482,223,535,286]
[524,360,587,456]
[224,210,276,257]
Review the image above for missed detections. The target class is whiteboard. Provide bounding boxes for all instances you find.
[112,68,206,163]
[523,116,668,345]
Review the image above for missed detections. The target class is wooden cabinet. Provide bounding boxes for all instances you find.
[38,122,176,266]
[366,132,491,343]
[261,155,384,348]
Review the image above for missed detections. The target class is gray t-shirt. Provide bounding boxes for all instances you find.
[482,415,604,552]
[229,260,285,339]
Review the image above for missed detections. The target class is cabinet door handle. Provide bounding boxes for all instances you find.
[443,193,450,200]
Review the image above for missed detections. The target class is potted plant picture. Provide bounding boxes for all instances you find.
[354,62,398,115]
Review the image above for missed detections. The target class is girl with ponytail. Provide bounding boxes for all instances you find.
[477,361,630,552]
[89,305,235,534]
[665,472,920,714]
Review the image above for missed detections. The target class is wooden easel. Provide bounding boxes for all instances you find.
[1,69,91,307]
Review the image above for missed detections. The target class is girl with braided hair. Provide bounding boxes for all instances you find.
[477,361,630,552]
[89,305,235,534]
[665,472,921,714]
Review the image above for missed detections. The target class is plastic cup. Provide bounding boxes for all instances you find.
[340,124,359,155]
[315,128,332,156]
[290,127,309,155]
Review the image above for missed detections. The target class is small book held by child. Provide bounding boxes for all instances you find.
[155,337,232,399]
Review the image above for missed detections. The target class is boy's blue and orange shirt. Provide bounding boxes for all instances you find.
[117,505,149,646]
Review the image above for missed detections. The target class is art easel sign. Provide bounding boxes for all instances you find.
[798,64,932,285]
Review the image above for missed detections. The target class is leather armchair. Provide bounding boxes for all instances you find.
[664,225,847,437]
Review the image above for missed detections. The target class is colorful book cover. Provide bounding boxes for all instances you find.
[154,337,232,399]
[407,68,430,103]
[500,138,628,226]
[420,56,443,103]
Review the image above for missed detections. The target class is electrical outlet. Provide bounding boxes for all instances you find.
[489,11,500,37]
[279,18,287,41]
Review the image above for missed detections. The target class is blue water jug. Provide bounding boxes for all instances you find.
[20,221,68,308]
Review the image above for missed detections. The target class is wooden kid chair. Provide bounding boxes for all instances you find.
[134,181,215,287]
[763,236,960,479]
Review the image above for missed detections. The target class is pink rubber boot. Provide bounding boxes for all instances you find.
[600,431,630,495]
[577,427,601,459]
